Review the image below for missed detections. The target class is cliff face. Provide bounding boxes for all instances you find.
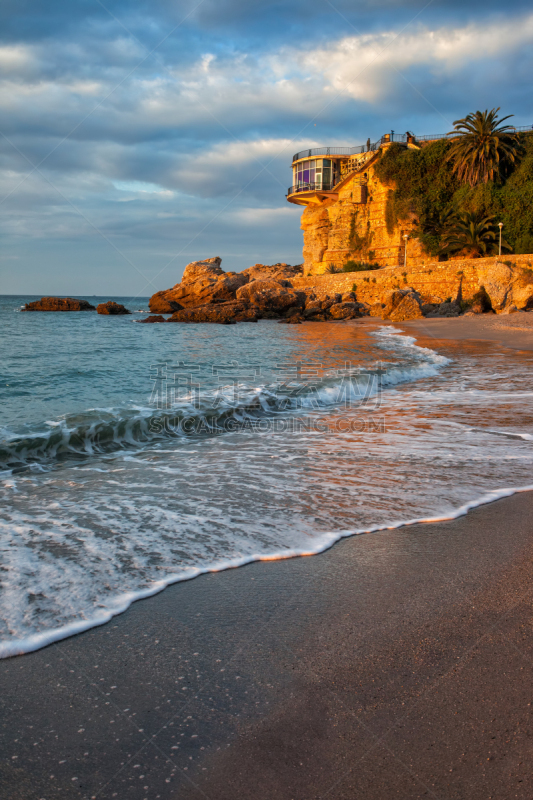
[300,147,426,275]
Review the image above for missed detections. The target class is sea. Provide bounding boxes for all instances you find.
[1,295,533,659]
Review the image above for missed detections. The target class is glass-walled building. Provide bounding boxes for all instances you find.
[292,158,339,190]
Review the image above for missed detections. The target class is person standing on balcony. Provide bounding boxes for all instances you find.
[366,138,371,152]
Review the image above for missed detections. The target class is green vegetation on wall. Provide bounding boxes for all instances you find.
[374,134,533,256]
[348,211,374,257]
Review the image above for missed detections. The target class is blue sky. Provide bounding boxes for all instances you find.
[1,0,533,295]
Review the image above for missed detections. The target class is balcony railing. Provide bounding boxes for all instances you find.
[292,126,533,163]
[286,182,335,196]
[292,141,381,163]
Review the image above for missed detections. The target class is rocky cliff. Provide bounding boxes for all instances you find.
[299,147,425,275]
[145,255,533,324]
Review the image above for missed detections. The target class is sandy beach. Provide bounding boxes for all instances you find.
[1,315,533,800]
[401,311,533,352]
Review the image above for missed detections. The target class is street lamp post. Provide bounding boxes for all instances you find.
[498,222,503,257]
[404,234,409,269]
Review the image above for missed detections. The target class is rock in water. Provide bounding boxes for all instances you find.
[22,297,96,312]
[139,315,168,323]
[96,301,131,315]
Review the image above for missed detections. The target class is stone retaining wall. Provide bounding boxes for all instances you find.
[292,254,533,310]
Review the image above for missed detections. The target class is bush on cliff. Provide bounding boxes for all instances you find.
[439,211,511,258]
[374,133,533,255]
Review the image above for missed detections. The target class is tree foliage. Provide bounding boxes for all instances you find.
[373,130,533,256]
[446,108,522,187]
[439,212,510,258]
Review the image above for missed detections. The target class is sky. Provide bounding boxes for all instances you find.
[1,0,533,296]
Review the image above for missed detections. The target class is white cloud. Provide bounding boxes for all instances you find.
[297,15,533,103]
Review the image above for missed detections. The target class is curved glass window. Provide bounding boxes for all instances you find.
[292,159,333,190]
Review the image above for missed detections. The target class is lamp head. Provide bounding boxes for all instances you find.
[498,222,503,229]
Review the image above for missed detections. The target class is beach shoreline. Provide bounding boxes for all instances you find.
[2,491,533,799]
[2,315,533,799]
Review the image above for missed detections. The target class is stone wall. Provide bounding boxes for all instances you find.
[292,254,533,311]
[300,146,427,275]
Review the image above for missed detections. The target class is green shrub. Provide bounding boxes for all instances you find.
[373,134,533,255]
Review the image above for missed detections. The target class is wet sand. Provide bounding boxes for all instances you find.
[2,315,533,800]
[1,488,533,800]
[401,311,533,352]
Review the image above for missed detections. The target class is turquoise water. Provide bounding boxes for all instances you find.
[2,295,533,657]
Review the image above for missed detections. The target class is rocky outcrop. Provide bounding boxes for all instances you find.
[168,301,259,324]
[148,293,183,314]
[22,297,95,312]
[149,257,248,313]
[148,258,305,314]
[235,280,305,316]
[96,301,130,315]
[145,255,533,325]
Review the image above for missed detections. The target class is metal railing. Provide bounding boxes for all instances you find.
[286,182,335,196]
[292,127,533,163]
[287,175,367,196]
[292,142,380,162]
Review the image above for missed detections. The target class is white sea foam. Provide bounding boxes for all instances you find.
[1,326,533,658]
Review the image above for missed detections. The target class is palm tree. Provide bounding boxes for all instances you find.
[439,211,510,258]
[446,108,522,186]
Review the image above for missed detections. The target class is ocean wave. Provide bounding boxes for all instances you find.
[0,330,448,471]
[1,481,530,660]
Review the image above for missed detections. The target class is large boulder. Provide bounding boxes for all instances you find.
[329,302,365,320]
[236,280,305,316]
[382,289,423,321]
[509,266,533,310]
[368,302,385,317]
[241,263,303,283]
[181,256,224,283]
[22,297,95,312]
[476,261,512,311]
[168,301,258,324]
[96,301,130,315]
[426,301,461,317]
[388,293,424,321]
[148,257,249,312]
[149,292,183,314]
[381,289,409,319]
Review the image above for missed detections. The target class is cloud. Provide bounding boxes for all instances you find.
[2,1,533,292]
